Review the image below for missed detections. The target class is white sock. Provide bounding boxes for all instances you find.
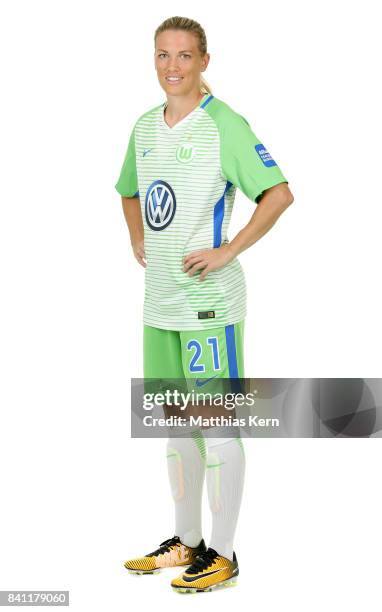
[204,433,245,561]
[166,429,206,548]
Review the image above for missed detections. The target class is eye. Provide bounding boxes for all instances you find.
[180,54,191,59]
[158,53,167,58]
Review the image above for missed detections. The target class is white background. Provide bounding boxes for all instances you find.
[0,0,381,610]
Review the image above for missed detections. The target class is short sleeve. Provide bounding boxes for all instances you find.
[220,113,288,204]
[115,125,139,197]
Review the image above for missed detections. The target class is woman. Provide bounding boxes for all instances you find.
[115,16,293,593]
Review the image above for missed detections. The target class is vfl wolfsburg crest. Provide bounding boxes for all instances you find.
[176,143,195,164]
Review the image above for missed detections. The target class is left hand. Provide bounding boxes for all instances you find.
[183,244,235,281]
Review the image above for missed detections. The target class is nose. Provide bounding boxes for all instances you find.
[167,55,180,71]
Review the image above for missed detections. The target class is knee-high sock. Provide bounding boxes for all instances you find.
[204,434,245,561]
[166,430,206,548]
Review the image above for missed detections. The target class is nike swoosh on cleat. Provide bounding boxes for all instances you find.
[143,148,153,157]
[182,567,228,582]
[195,375,217,387]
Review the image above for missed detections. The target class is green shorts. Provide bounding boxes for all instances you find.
[143,321,244,395]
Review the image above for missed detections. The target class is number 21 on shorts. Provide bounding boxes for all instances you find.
[186,337,221,374]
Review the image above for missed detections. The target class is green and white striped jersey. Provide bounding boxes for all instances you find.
[115,93,288,330]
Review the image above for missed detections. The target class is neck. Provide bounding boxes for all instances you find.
[164,91,206,121]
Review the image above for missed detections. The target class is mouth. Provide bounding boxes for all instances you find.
[165,76,184,84]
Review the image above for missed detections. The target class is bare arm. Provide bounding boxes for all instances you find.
[228,182,294,257]
[184,182,294,280]
[121,196,146,268]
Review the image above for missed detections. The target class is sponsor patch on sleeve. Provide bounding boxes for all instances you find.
[255,144,277,167]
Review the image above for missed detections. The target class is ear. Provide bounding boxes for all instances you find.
[201,53,210,72]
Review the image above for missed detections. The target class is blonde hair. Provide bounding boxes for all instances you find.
[154,16,212,95]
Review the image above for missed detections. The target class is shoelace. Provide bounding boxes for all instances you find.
[185,548,219,574]
[147,536,181,557]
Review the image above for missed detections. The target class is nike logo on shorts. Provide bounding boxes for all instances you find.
[195,375,218,387]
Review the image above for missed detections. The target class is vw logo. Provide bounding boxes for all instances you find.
[145,180,176,231]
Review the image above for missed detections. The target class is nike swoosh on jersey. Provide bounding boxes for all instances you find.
[195,375,218,387]
[182,567,229,583]
[143,148,153,157]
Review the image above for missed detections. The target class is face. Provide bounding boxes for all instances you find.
[154,29,210,97]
